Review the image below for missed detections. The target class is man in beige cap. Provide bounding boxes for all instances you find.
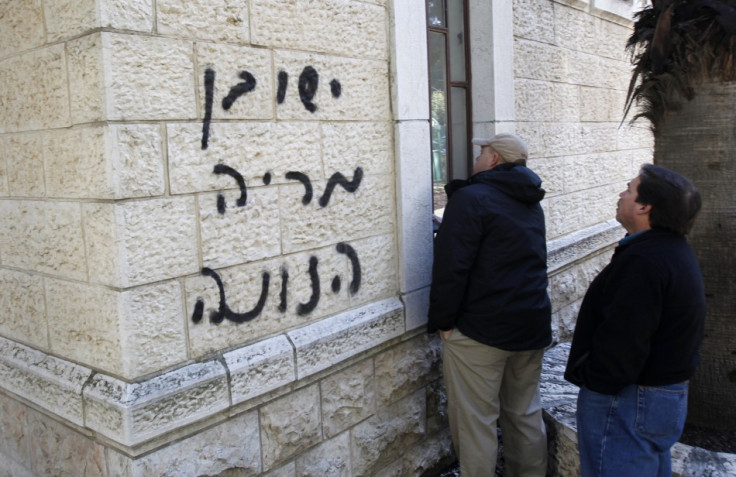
[429,133,551,476]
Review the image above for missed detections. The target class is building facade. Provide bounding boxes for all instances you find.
[0,0,650,475]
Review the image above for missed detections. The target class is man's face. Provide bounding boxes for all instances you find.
[472,146,497,175]
[616,176,642,231]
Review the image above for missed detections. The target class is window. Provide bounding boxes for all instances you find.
[427,0,471,215]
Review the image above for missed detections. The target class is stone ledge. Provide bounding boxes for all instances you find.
[0,298,404,450]
[542,343,736,477]
[547,219,622,273]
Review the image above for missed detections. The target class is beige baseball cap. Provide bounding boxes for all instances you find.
[472,133,528,163]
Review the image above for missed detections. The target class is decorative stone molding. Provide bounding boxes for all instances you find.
[0,298,404,450]
[547,219,622,274]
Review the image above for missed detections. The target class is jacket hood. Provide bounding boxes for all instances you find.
[470,163,546,204]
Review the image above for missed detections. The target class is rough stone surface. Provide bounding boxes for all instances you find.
[1,133,44,198]
[250,0,387,60]
[350,389,426,476]
[83,361,229,446]
[108,411,261,477]
[0,201,87,280]
[0,269,47,349]
[224,335,296,405]
[157,0,249,43]
[0,337,92,427]
[102,33,196,121]
[0,2,45,57]
[260,385,322,471]
[295,432,351,476]
[374,334,442,406]
[320,358,375,438]
[287,298,404,379]
[0,45,70,133]
[67,33,106,125]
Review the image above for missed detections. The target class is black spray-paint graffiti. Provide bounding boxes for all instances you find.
[201,66,342,150]
[192,243,361,324]
[214,165,363,214]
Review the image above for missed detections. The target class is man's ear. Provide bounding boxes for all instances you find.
[490,152,502,168]
[636,203,652,216]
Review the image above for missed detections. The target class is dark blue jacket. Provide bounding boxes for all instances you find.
[428,163,552,351]
[564,228,706,394]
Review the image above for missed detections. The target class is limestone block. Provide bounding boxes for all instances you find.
[562,152,636,193]
[100,0,154,31]
[0,393,31,469]
[108,411,261,477]
[185,245,350,358]
[350,389,426,476]
[45,279,124,374]
[273,50,390,121]
[43,127,111,198]
[158,0,248,43]
[109,124,166,198]
[0,337,92,426]
[426,379,449,436]
[167,122,323,194]
[514,39,569,84]
[516,122,620,162]
[615,123,654,151]
[116,196,199,287]
[26,406,107,477]
[515,79,580,123]
[345,234,397,308]
[1,133,44,197]
[47,278,187,379]
[118,282,188,378]
[102,33,196,121]
[251,0,387,60]
[551,299,583,343]
[566,48,631,90]
[44,0,96,42]
[554,2,631,62]
[0,45,70,133]
[263,463,296,477]
[287,297,404,379]
[375,334,442,406]
[67,33,106,125]
[279,174,395,254]
[0,200,87,280]
[580,86,628,122]
[195,43,272,120]
[260,385,322,471]
[528,157,565,196]
[223,335,296,405]
[199,186,282,269]
[83,360,229,446]
[82,203,121,286]
[322,122,393,176]
[545,183,623,238]
[514,0,555,44]
[0,155,7,197]
[296,432,351,476]
[377,430,454,476]
[0,269,48,349]
[0,2,45,58]
[320,358,375,438]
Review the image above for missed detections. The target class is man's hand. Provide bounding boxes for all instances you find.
[440,329,454,340]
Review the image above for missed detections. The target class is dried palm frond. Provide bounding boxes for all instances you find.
[624,0,736,130]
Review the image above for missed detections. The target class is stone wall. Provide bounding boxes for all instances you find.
[0,0,654,475]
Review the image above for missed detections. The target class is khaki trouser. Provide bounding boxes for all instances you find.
[442,329,548,477]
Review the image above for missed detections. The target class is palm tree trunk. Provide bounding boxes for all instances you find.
[653,81,736,430]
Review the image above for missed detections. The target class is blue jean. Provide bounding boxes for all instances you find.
[576,382,688,477]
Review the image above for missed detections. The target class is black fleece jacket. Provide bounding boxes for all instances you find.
[428,163,552,351]
[564,228,706,394]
